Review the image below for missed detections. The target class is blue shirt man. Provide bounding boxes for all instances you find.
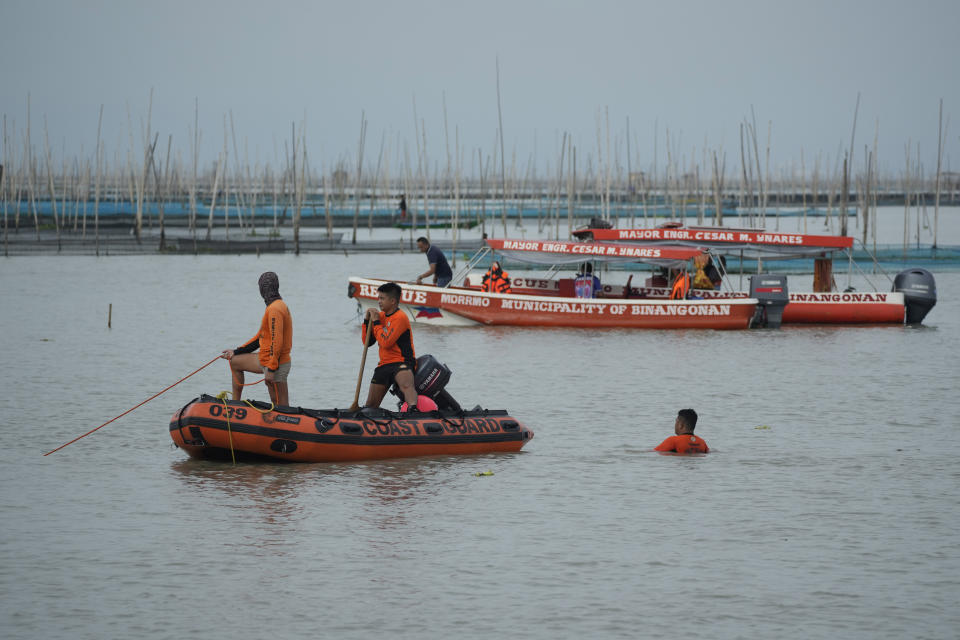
[574,263,602,298]
[416,237,453,287]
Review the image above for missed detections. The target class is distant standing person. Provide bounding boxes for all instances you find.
[220,272,292,407]
[574,263,602,298]
[416,237,453,287]
[398,194,407,220]
[655,409,709,453]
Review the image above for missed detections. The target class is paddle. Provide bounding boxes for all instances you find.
[349,316,373,411]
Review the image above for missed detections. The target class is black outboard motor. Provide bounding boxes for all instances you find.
[893,268,937,324]
[389,354,462,411]
[749,274,789,329]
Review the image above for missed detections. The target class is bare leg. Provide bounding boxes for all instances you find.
[229,353,263,400]
[274,382,288,407]
[394,369,418,407]
[364,383,389,408]
[264,381,278,405]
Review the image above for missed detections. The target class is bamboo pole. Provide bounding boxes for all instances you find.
[902,141,910,258]
[604,107,611,221]
[626,117,632,227]
[368,131,384,233]
[844,93,860,237]
[1,159,5,257]
[712,151,723,226]
[351,110,367,245]
[421,118,430,237]
[800,149,807,233]
[933,98,944,248]
[290,122,297,253]
[42,117,61,252]
[229,111,246,233]
[190,98,199,234]
[496,58,508,237]
[2,115,7,256]
[551,132,567,241]
[567,145,575,237]
[298,141,306,255]
[478,148,485,237]
[206,152,223,241]
[158,134,172,250]
[453,125,460,267]
[404,141,414,246]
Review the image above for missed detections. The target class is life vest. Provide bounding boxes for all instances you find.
[669,271,690,300]
[481,268,512,294]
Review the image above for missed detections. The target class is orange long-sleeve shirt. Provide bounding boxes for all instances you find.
[237,299,292,370]
[361,309,415,367]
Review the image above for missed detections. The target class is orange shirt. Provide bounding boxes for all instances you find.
[239,300,292,370]
[670,272,691,300]
[362,309,415,367]
[655,434,709,453]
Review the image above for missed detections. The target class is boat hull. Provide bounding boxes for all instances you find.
[460,276,907,325]
[348,277,756,329]
[170,395,533,463]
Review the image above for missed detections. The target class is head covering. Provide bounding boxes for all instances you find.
[258,272,281,305]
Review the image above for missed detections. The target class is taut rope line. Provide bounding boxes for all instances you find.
[43,355,222,456]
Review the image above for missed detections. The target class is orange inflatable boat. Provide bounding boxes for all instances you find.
[170,394,533,463]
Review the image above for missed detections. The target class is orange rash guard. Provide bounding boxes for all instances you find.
[237,299,292,370]
[362,309,415,367]
[655,434,709,453]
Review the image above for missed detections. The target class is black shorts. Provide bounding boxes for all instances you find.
[371,361,415,386]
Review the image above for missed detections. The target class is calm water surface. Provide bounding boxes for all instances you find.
[1,252,959,639]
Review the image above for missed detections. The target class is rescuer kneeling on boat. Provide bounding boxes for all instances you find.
[362,282,419,409]
[220,271,292,407]
[655,409,709,453]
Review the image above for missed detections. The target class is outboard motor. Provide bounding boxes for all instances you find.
[893,268,937,324]
[749,274,789,329]
[389,354,462,411]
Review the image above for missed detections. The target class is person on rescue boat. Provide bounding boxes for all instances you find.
[655,409,709,453]
[481,260,512,293]
[574,263,602,298]
[362,282,420,410]
[416,237,453,287]
[669,268,691,299]
[220,271,292,407]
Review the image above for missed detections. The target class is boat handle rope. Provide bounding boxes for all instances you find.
[440,414,466,428]
[213,392,238,465]
[212,385,275,466]
[44,355,222,456]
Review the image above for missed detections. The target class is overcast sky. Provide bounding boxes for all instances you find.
[2,0,958,179]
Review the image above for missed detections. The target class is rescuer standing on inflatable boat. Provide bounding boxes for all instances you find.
[362,282,420,409]
[221,271,293,407]
[655,409,709,453]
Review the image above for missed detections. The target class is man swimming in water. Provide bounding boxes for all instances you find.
[655,408,709,453]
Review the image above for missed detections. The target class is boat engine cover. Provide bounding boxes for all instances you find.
[894,268,937,324]
[749,274,789,329]
[413,354,452,396]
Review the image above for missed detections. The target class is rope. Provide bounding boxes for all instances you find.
[242,399,274,414]
[214,392,237,465]
[44,355,221,456]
